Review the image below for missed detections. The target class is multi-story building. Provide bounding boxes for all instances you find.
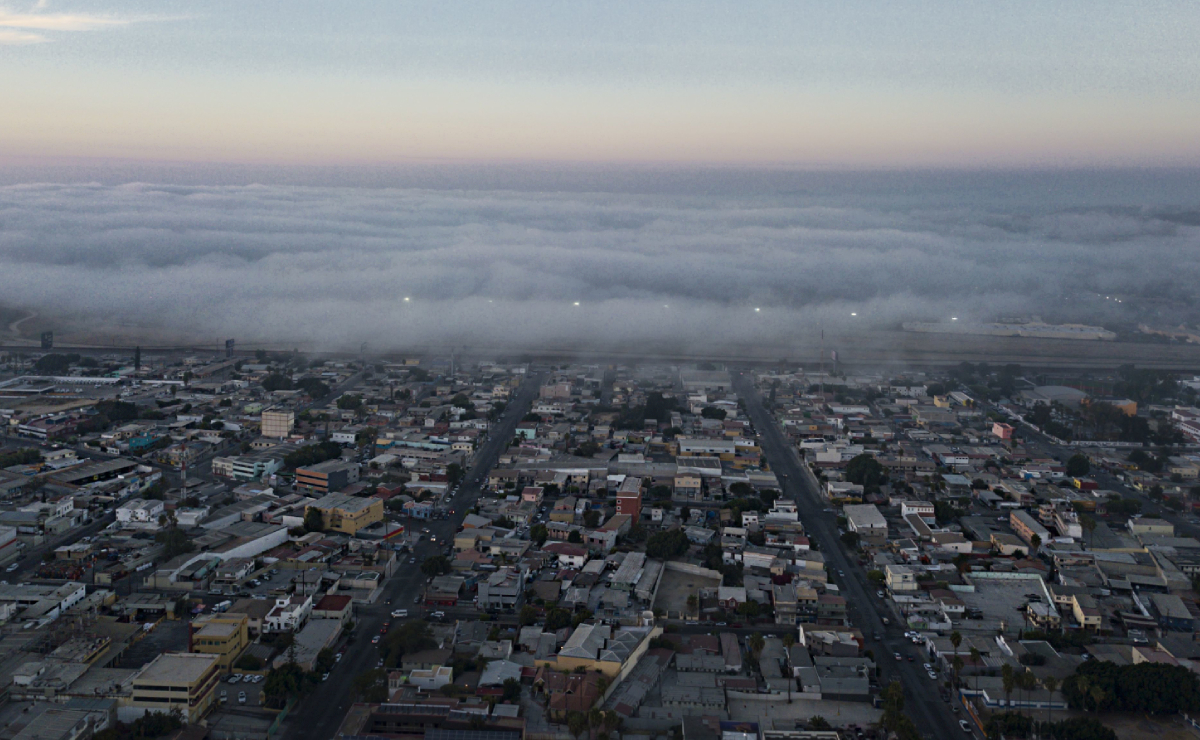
[265,594,312,633]
[295,460,360,494]
[129,652,221,724]
[477,566,528,610]
[115,499,165,529]
[844,504,887,544]
[885,564,917,592]
[616,483,643,521]
[260,410,295,439]
[305,493,383,534]
[1010,510,1051,546]
[188,613,250,670]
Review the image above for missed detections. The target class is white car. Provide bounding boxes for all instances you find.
[959,719,973,733]
[927,670,938,680]
[238,691,247,705]
[228,675,241,684]
[922,663,932,671]
[391,609,408,618]
[5,563,18,572]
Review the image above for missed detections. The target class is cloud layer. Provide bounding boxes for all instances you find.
[0,178,1198,353]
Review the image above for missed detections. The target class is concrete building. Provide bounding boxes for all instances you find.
[305,493,383,534]
[296,460,360,494]
[885,564,917,592]
[844,504,887,544]
[127,652,220,724]
[261,410,295,439]
[1011,510,1051,546]
[115,499,165,529]
[477,566,527,610]
[188,612,250,670]
[265,594,313,633]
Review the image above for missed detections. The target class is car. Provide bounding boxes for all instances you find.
[877,590,885,599]
[228,675,241,683]
[874,633,882,641]
[894,652,902,661]
[238,691,247,704]
[371,635,381,644]
[414,595,421,603]
[409,557,416,564]
[838,570,845,577]
[322,672,330,681]
[431,611,445,619]
[928,670,938,680]
[959,719,972,733]
[923,663,932,671]
[391,609,408,618]
[254,674,264,683]
[908,655,915,662]
[335,653,343,662]
[715,621,727,627]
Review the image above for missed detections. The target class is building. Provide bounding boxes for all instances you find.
[296,460,361,494]
[305,493,384,534]
[188,612,250,670]
[115,499,166,529]
[477,567,527,610]
[843,504,887,544]
[885,564,917,592]
[1150,593,1195,632]
[127,652,220,724]
[261,410,295,439]
[265,594,313,632]
[992,422,1015,440]
[1129,518,1174,537]
[616,485,643,521]
[1010,510,1051,546]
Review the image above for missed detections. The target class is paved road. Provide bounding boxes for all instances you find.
[284,371,545,740]
[733,372,965,740]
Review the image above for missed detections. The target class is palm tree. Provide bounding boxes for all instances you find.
[749,632,765,660]
[969,647,982,693]
[686,594,698,617]
[949,631,962,686]
[782,634,796,703]
[1030,533,1042,555]
[951,657,964,689]
[1001,664,1015,709]
[1080,513,1096,549]
[1019,670,1037,714]
[587,707,603,740]
[567,711,587,740]
[1042,675,1059,724]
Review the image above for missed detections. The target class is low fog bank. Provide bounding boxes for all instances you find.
[0,179,1197,352]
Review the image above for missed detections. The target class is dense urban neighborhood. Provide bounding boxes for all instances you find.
[3,350,1200,740]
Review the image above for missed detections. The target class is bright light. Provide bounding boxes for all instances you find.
[403,297,410,302]
[951,317,958,321]
[754,307,761,312]
[573,302,580,306]
[851,312,857,316]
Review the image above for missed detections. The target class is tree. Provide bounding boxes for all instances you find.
[1002,663,1016,709]
[1030,533,1042,554]
[567,530,583,544]
[583,509,601,528]
[686,594,698,614]
[1066,453,1090,477]
[840,531,860,549]
[949,629,963,684]
[381,620,437,665]
[807,716,831,730]
[845,453,887,491]
[337,394,363,410]
[304,507,325,533]
[421,556,451,577]
[154,527,194,560]
[970,647,982,691]
[530,524,549,546]
[1043,675,1059,724]
[545,608,573,631]
[519,605,539,626]
[700,406,726,420]
[645,529,690,559]
[567,711,588,740]
[262,373,293,392]
[502,677,522,702]
[748,632,765,659]
[1080,512,1097,548]
[350,668,388,702]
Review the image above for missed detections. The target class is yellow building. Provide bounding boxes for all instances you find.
[189,612,250,670]
[130,652,221,724]
[306,493,384,534]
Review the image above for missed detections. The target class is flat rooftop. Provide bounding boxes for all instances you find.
[134,652,217,685]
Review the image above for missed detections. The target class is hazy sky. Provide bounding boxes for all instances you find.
[3,0,1200,167]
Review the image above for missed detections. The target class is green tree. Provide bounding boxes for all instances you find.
[421,555,451,577]
[568,530,583,544]
[530,524,549,546]
[1002,663,1016,709]
[645,529,690,559]
[748,632,765,659]
[519,605,539,626]
[350,668,388,702]
[154,527,194,560]
[1066,453,1091,477]
[845,453,887,490]
[583,509,601,528]
[502,677,522,702]
[381,620,437,665]
[807,716,831,730]
[337,394,363,410]
[304,507,325,533]
[567,711,588,740]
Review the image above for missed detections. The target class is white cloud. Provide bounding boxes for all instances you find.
[0,9,130,31]
[0,180,1195,352]
[0,26,43,43]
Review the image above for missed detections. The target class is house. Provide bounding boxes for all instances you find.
[844,504,887,544]
[305,493,384,535]
[543,543,589,569]
[264,594,312,632]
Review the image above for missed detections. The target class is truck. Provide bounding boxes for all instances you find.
[214,600,232,613]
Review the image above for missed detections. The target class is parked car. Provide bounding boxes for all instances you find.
[391,609,408,618]
[371,635,381,644]
[927,670,938,680]
[228,675,241,684]
[959,720,972,733]
[238,691,247,705]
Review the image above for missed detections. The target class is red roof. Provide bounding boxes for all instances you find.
[314,594,353,612]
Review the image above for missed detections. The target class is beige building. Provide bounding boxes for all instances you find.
[130,652,221,724]
[189,612,250,670]
[261,410,295,440]
[306,493,384,534]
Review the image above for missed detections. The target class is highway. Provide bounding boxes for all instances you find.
[283,371,545,740]
[733,372,966,740]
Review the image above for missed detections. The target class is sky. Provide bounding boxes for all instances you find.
[2,0,1200,168]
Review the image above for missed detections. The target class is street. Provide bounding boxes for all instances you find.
[283,371,545,740]
[733,372,966,739]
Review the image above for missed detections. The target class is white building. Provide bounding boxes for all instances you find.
[115,499,165,529]
[265,594,313,632]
